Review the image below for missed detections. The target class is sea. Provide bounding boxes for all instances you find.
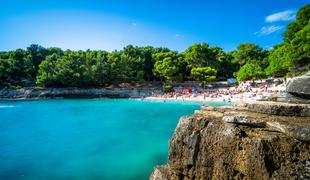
[0,99,231,180]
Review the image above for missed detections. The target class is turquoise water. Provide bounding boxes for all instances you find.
[0,99,230,180]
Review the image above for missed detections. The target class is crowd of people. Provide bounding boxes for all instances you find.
[148,78,287,103]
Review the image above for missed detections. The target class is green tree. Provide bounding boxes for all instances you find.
[267,4,310,77]
[236,63,265,81]
[121,45,145,82]
[141,46,156,81]
[36,50,110,87]
[153,51,185,82]
[105,45,158,83]
[265,43,293,77]
[210,46,226,62]
[284,4,310,41]
[289,21,310,74]
[107,50,131,82]
[233,43,268,81]
[233,43,268,67]
[183,43,219,69]
[190,67,217,84]
[0,58,11,86]
[36,53,59,86]
[210,48,237,79]
[0,49,33,87]
[27,44,48,76]
[86,50,110,85]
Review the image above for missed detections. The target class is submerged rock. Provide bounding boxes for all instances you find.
[150,102,310,180]
[287,72,310,99]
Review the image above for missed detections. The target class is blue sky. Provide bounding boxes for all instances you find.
[0,0,309,52]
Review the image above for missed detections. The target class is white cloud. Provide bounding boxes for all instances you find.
[265,10,295,22]
[254,26,283,36]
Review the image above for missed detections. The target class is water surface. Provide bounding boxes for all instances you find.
[0,99,230,180]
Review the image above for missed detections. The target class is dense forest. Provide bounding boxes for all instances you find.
[0,4,309,88]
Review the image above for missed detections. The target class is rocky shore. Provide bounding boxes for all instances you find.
[0,87,161,99]
[150,73,310,179]
[150,102,310,179]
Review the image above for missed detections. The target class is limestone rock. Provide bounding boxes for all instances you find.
[267,121,310,142]
[150,102,310,180]
[287,72,310,99]
[242,101,310,117]
[223,113,266,127]
[150,166,168,180]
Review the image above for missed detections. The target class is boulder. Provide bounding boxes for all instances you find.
[287,72,310,99]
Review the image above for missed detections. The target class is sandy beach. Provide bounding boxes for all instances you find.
[145,85,286,104]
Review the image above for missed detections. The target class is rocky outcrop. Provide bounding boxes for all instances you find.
[241,101,310,117]
[150,102,310,180]
[287,72,310,99]
[0,87,161,99]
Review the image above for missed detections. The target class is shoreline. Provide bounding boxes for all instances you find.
[144,96,244,104]
[144,91,272,105]
[0,87,161,99]
[0,86,285,106]
[0,92,254,105]
[0,97,236,106]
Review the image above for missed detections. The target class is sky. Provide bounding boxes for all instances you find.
[0,0,309,52]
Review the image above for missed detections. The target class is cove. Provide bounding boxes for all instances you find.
[0,99,231,180]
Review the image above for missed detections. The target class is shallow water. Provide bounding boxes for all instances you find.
[0,99,230,180]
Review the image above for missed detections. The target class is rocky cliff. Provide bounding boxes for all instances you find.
[0,87,161,99]
[150,102,310,179]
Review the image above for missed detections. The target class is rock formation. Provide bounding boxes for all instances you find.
[150,103,310,179]
[151,74,310,179]
[287,72,310,99]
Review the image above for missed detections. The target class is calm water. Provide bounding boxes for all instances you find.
[0,99,230,180]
